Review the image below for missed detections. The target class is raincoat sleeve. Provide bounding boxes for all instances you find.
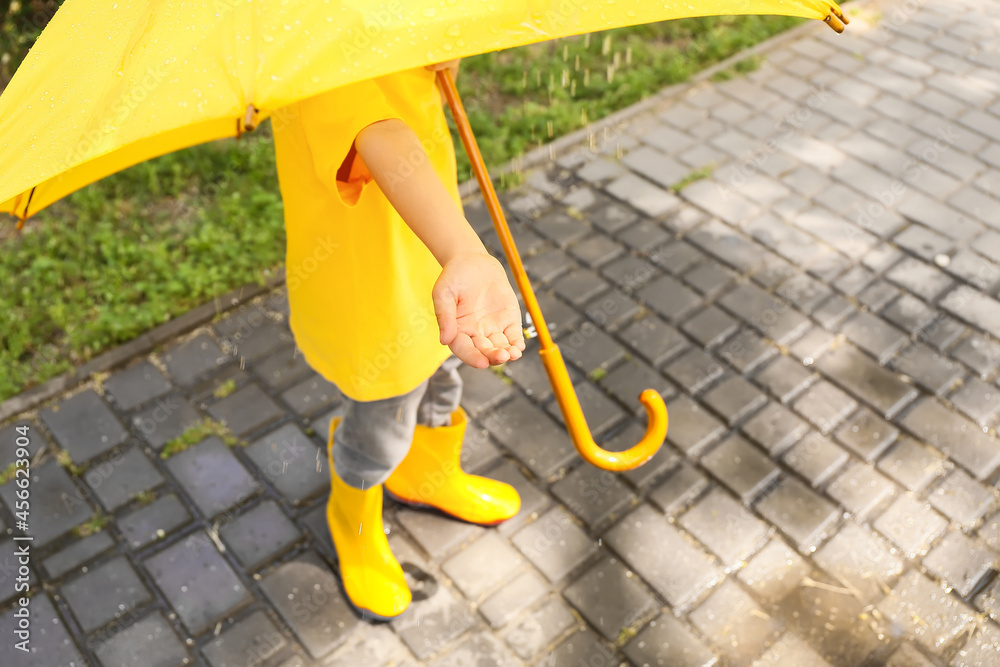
[296,78,401,206]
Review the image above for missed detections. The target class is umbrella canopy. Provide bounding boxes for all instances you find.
[0,0,845,224]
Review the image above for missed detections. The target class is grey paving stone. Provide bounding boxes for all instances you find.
[826,462,897,520]
[587,201,639,235]
[718,282,811,345]
[973,576,1000,618]
[841,312,909,364]
[792,380,858,435]
[145,530,251,635]
[546,627,619,667]
[637,274,703,324]
[927,469,997,529]
[0,594,84,667]
[690,580,781,663]
[782,432,849,488]
[679,487,769,566]
[166,436,261,518]
[950,377,1000,427]
[814,522,903,604]
[0,460,93,548]
[552,464,636,529]
[922,314,967,351]
[62,555,151,633]
[753,356,815,404]
[885,642,937,667]
[895,224,955,261]
[214,314,293,362]
[891,344,964,395]
[663,349,726,395]
[607,173,682,218]
[923,530,995,598]
[552,267,611,308]
[280,374,339,417]
[618,220,672,253]
[877,436,947,493]
[752,633,832,667]
[39,389,128,463]
[87,446,165,511]
[620,316,688,367]
[874,494,949,556]
[478,569,549,629]
[701,434,780,503]
[664,394,727,457]
[245,423,328,504]
[952,621,1000,667]
[883,294,939,335]
[687,220,769,273]
[682,178,761,228]
[886,257,955,302]
[252,345,313,389]
[649,461,709,515]
[118,493,191,549]
[207,382,285,437]
[649,241,706,276]
[755,477,838,550]
[817,346,919,420]
[442,532,523,600]
[944,249,1000,292]
[130,394,202,450]
[457,365,514,418]
[563,556,658,641]
[41,531,115,579]
[395,507,483,560]
[523,247,574,284]
[585,288,640,330]
[716,329,778,374]
[162,333,229,384]
[259,551,359,658]
[104,361,173,411]
[833,265,875,297]
[426,632,521,667]
[738,538,810,606]
[534,209,590,247]
[900,397,1000,481]
[778,572,885,666]
[834,407,901,464]
[511,507,596,584]
[740,402,811,455]
[681,306,739,349]
[547,381,626,438]
[624,614,717,667]
[568,233,625,268]
[598,358,675,416]
[776,273,833,314]
[219,500,300,570]
[701,375,766,426]
[93,612,190,667]
[606,504,720,610]
[482,394,576,479]
[683,260,739,298]
[534,291,584,334]
[559,324,626,375]
[501,597,576,660]
[877,571,975,654]
[201,609,288,667]
[858,280,903,312]
[940,285,1000,340]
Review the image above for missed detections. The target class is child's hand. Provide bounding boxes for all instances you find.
[433,251,525,369]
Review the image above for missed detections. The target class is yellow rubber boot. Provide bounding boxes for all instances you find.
[327,419,411,621]
[385,409,521,525]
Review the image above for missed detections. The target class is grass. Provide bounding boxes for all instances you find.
[72,511,110,538]
[1,14,804,402]
[671,164,716,192]
[0,462,18,485]
[160,418,239,459]
[56,449,84,476]
[213,378,238,399]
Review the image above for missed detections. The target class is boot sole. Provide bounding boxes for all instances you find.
[384,487,511,527]
[328,556,410,623]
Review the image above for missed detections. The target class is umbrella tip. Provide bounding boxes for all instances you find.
[825,10,848,33]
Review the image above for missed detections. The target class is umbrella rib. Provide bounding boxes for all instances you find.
[16,187,36,230]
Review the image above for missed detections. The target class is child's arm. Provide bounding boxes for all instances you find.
[354,117,525,369]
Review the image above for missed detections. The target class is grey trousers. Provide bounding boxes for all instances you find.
[331,356,463,490]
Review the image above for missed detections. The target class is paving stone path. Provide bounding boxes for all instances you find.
[3,1,1000,665]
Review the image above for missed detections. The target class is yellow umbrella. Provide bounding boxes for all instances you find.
[0,0,847,470]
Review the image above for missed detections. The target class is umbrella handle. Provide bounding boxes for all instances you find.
[436,69,668,472]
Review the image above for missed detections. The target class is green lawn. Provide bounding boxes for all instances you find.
[1,14,803,402]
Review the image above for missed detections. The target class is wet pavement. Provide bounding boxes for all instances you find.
[3,0,1000,664]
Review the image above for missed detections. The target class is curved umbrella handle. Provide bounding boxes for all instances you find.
[437,69,668,471]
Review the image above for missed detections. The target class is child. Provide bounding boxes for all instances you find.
[271,59,526,621]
